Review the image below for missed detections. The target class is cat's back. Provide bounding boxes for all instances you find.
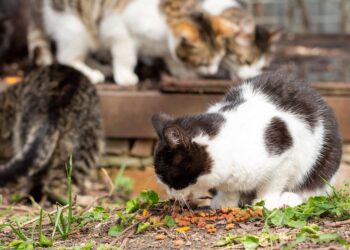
[208,73,335,165]
[18,65,99,120]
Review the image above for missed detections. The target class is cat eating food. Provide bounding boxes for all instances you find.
[0,65,104,200]
[152,72,342,209]
[28,0,236,84]
[201,0,283,80]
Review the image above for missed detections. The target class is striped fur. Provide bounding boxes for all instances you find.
[0,65,104,200]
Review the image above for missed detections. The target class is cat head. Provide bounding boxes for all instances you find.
[224,16,283,79]
[171,12,237,76]
[151,113,225,202]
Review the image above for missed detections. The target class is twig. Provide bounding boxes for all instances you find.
[0,205,32,212]
[324,219,350,227]
[120,229,135,250]
[101,168,114,196]
[20,204,69,227]
[110,216,151,245]
[158,227,176,239]
[79,168,115,214]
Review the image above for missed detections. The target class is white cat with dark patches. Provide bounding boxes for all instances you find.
[29,0,235,84]
[152,73,342,210]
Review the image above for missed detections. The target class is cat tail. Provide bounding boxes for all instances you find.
[0,121,60,186]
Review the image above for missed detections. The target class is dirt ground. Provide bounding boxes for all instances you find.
[1,204,350,250]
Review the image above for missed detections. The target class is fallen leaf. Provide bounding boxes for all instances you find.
[175,226,191,233]
[174,239,184,246]
[143,209,149,217]
[155,234,166,240]
[225,223,235,230]
[3,76,22,85]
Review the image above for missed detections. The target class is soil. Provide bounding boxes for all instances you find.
[1,203,350,250]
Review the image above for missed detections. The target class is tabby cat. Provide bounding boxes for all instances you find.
[152,73,342,209]
[0,65,104,199]
[201,0,283,79]
[28,0,236,85]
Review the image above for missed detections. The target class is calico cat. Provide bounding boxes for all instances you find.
[28,0,236,85]
[201,0,283,80]
[152,73,342,209]
[0,65,104,200]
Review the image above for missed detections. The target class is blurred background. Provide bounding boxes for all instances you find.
[0,0,349,200]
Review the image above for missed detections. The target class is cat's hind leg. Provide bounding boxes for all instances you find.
[100,15,139,86]
[254,173,290,209]
[47,12,104,84]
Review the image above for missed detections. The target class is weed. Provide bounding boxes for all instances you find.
[114,164,134,197]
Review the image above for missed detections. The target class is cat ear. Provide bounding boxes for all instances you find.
[268,27,284,44]
[211,16,240,38]
[163,125,190,148]
[152,113,173,138]
[174,21,199,43]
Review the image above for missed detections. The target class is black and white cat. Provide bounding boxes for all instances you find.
[152,73,342,209]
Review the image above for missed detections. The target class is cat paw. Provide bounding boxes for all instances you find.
[254,192,303,210]
[210,191,239,209]
[279,192,303,207]
[87,69,105,84]
[253,196,281,210]
[114,71,139,86]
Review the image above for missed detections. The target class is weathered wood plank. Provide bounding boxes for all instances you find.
[97,85,350,142]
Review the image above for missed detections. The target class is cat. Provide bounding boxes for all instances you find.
[152,72,342,210]
[201,0,283,80]
[28,0,236,85]
[0,65,104,200]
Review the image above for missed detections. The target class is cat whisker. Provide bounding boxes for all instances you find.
[180,194,194,213]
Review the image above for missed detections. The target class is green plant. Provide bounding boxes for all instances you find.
[114,164,134,196]
[215,234,260,250]
[6,155,77,248]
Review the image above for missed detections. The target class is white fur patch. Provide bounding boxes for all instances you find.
[202,0,242,15]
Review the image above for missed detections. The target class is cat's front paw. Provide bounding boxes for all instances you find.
[114,70,139,86]
[210,191,239,209]
[87,69,105,84]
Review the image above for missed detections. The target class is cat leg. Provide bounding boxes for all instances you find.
[111,40,139,86]
[279,192,303,207]
[254,174,303,209]
[28,1,53,66]
[53,18,104,84]
[100,15,138,85]
[27,22,53,66]
[211,190,240,209]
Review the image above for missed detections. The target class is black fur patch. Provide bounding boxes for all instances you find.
[220,87,245,112]
[299,107,342,190]
[175,113,226,138]
[251,72,322,130]
[264,117,292,155]
[152,113,225,190]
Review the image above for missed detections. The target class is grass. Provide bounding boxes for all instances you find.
[214,184,350,249]
[1,159,350,249]
[1,156,76,249]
